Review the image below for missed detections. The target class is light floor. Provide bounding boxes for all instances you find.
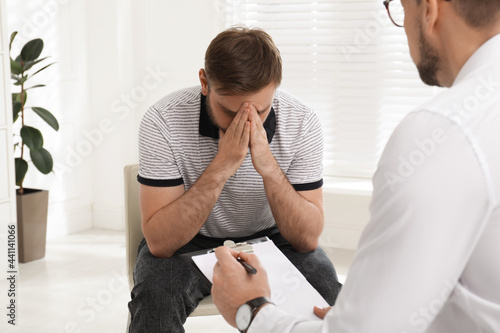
[3,229,354,332]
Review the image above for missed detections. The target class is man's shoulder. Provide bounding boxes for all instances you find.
[273,89,317,121]
[140,86,201,133]
[412,61,500,125]
[274,89,313,110]
[271,89,322,143]
[151,86,202,114]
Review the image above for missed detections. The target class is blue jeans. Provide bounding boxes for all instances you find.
[128,228,342,333]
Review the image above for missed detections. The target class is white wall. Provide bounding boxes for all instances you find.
[5,0,226,236]
[321,179,372,250]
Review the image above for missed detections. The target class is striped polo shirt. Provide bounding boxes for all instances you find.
[138,86,323,238]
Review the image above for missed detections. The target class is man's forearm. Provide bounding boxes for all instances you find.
[143,159,229,257]
[262,163,324,252]
[144,107,251,257]
[247,107,323,251]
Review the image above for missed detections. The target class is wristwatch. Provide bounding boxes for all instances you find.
[235,296,273,333]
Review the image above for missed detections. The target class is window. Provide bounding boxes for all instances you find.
[224,0,440,179]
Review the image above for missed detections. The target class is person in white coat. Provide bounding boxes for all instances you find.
[211,0,500,332]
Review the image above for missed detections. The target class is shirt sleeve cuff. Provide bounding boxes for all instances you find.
[248,304,323,333]
[137,175,184,187]
[291,179,323,191]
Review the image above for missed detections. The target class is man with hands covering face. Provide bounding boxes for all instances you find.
[128,26,342,333]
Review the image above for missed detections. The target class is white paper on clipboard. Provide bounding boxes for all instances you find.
[192,238,329,321]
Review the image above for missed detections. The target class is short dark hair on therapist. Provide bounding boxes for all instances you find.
[204,25,282,95]
[414,0,500,28]
[451,0,500,28]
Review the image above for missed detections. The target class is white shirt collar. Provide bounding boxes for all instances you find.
[453,33,500,86]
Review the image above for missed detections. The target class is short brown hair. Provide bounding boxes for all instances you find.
[452,0,500,28]
[204,26,282,95]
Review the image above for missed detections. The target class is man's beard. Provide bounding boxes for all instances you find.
[416,23,442,87]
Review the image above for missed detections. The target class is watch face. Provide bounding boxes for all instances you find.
[236,304,252,331]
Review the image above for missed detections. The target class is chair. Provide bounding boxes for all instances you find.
[124,164,218,325]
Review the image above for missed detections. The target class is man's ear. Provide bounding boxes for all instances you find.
[422,0,440,36]
[199,68,208,96]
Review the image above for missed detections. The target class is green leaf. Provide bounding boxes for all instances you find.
[15,158,28,186]
[10,58,22,75]
[31,107,59,131]
[12,91,28,107]
[13,76,27,86]
[25,84,46,90]
[30,147,53,174]
[21,126,44,151]
[23,57,49,71]
[12,101,22,123]
[20,39,43,62]
[9,31,18,51]
[29,62,55,78]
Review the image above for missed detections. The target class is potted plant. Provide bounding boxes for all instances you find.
[10,31,58,263]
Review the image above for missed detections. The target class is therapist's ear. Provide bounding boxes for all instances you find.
[422,0,440,36]
[199,68,208,96]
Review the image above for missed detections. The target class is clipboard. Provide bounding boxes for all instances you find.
[180,236,269,287]
[181,236,329,321]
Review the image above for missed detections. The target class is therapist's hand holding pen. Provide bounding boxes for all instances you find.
[212,246,271,328]
[237,257,258,275]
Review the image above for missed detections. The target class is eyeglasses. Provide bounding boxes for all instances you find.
[383,0,404,28]
[384,0,451,28]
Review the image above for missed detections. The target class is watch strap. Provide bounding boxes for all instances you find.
[241,297,274,333]
[247,296,273,309]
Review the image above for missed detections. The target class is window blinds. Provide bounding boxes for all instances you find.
[225,0,440,179]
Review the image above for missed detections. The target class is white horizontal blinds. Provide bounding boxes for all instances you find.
[375,16,443,169]
[227,0,438,178]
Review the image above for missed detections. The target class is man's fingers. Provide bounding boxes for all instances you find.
[248,105,263,126]
[224,103,247,135]
[234,102,250,126]
[241,121,251,146]
[313,306,332,319]
[235,109,250,137]
[248,107,266,141]
[215,247,266,274]
[237,249,253,261]
[237,250,264,270]
[214,246,239,265]
[239,102,250,113]
[224,105,250,146]
[214,246,249,279]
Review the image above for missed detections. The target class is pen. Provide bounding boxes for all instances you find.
[237,257,257,275]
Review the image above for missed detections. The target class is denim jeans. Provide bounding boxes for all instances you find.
[128,228,342,333]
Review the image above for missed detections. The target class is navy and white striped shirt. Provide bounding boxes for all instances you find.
[138,86,323,238]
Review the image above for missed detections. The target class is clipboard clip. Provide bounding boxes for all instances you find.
[207,240,254,254]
